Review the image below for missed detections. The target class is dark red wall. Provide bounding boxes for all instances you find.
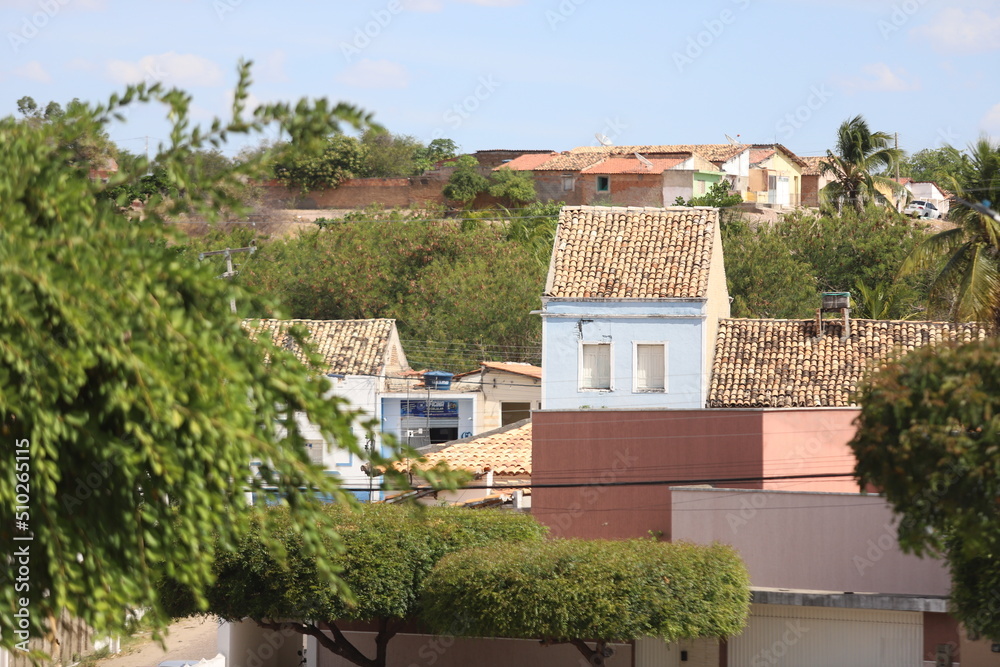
[532,410,765,540]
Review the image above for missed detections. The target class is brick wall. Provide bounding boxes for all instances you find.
[578,172,664,206]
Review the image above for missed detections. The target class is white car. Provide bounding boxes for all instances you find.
[903,200,941,219]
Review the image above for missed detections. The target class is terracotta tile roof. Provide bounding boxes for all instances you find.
[750,143,808,168]
[749,148,776,166]
[708,318,989,408]
[496,152,560,171]
[799,156,825,176]
[481,361,542,379]
[529,152,609,171]
[581,156,686,174]
[571,144,749,164]
[242,318,397,376]
[405,420,532,476]
[546,205,718,299]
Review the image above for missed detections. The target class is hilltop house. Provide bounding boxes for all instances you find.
[538,205,730,410]
[747,144,807,207]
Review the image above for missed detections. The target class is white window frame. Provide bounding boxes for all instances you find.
[562,174,575,191]
[578,341,613,391]
[632,341,668,393]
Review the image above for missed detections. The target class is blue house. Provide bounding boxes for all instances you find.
[539,206,730,410]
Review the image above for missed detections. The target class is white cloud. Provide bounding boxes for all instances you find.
[912,7,1000,53]
[837,62,921,93]
[982,102,1000,135]
[105,52,223,87]
[335,58,409,89]
[12,60,51,82]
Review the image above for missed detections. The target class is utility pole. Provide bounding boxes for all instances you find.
[198,245,256,314]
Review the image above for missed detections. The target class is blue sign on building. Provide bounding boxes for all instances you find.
[401,400,459,418]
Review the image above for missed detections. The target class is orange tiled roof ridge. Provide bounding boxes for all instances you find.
[403,419,532,476]
[708,318,989,408]
[242,318,396,377]
[569,143,748,163]
[546,205,717,299]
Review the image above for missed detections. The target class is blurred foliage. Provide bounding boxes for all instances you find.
[0,62,431,651]
[850,336,1000,638]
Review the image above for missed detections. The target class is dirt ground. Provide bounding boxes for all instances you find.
[95,617,221,667]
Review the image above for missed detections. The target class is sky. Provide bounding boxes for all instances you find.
[1,0,998,160]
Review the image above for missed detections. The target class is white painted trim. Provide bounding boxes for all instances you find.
[578,340,614,392]
[539,313,705,320]
[632,341,669,393]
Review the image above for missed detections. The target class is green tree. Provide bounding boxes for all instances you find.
[722,220,818,318]
[357,128,425,178]
[274,133,370,193]
[166,505,547,667]
[421,539,751,666]
[415,138,459,171]
[851,280,919,320]
[0,63,419,651]
[442,155,488,204]
[900,146,968,184]
[901,139,1000,325]
[488,167,537,206]
[820,115,903,215]
[677,181,743,208]
[849,336,1000,637]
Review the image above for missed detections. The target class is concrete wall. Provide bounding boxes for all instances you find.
[670,487,951,597]
[220,620,304,667]
[479,369,541,431]
[531,409,766,540]
[540,300,707,410]
[702,219,731,398]
[312,632,631,667]
[380,393,479,445]
[663,170,695,204]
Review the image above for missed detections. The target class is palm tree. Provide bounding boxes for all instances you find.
[901,137,1000,326]
[820,115,904,215]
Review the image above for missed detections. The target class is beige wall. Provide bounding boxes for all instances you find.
[670,487,952,597]
[702,215,731,398]
[479,369,541,431]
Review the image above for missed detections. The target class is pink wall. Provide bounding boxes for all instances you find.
[669,488,951,597]
[761,409,862,493]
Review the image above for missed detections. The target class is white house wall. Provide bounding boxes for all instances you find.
[541,300,706,410]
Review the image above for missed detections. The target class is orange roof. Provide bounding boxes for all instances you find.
[571,144,749,164]
[799,156,826,176]
[496,153,559,171]
[749,148,775,166]
[481,361,542,379]
[404,420,532,476]
[581,156,686,174]
[242,318,398,376]
[546,206,718,299]
[709,318,988,408]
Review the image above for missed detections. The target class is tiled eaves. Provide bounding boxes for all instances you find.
[708,318,989,408]
[242,318,396,377]
[404,419,533,476]
[545,205,717,299]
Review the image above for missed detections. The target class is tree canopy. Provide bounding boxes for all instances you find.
[420,539,751,666]
[820,115,903,214]
[850,336,1000,638]
[0,63,422,651]
[165,504,547,667]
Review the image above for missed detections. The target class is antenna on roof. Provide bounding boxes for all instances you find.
[595,133,614,147]
[634,152,654,169]
[725,133,741,145]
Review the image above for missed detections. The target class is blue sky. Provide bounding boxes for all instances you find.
[1,0,998,159]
